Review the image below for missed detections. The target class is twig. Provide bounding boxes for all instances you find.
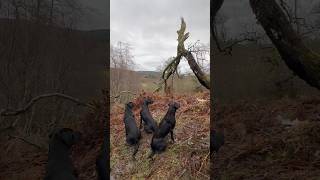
[0,93,94,116]
[197,152,210,175]
[9,134,46,150]
[111,91,136,99]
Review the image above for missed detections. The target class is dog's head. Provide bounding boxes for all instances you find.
[126,102,134,109]
[49,128,81,147]
[144,97,154,105]
[168,101,180,109]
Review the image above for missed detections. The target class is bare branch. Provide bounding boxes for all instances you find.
[9,134,46,150]
[111,91,136,99]
[0,93,94,116]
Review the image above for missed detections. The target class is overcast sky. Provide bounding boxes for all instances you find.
[110,0,210,71]
[220,0,320,38]
[78,0,109,30]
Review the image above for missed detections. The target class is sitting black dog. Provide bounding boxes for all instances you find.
[124,102,141,157]
[140,97,157,133]
[210,129,224,155]
[44,128,81,180]
[149,101,180,158]
[96,134,107,180]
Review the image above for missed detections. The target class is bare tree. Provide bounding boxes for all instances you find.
[161,18,210,91]
[211,0,320,90]
[250,0,320,90]
[0,0,93,138]
[110,42,140,103]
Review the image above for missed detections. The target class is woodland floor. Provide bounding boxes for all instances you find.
[212,95,320,180]
[2,93,319,180]
[0,99,105,180]
[110,92,210,179]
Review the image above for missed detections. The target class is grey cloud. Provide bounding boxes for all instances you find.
[111,0,210,71]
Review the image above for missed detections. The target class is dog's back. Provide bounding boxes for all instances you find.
[124,102,141,145]
[140,98,157,133]
[123,102,141,157]
[156,102,180,138]
[96,132,108,180]
[211,129,224,154]
[45,128,81,180]
[150,102,180,156]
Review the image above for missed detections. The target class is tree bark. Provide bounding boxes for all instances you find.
[185,51,210,89]
[177,18,210,89]
[249,0,320,90]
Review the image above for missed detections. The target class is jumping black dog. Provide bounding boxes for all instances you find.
[124,102,141,157]
[149,101,180,158]
[140,97,157,133]
[210,129,224,155]
[44,128,81,180]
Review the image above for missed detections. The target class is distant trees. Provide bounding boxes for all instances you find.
[110,42,140,103]
[0,0,101,138]
[0,0,85,27]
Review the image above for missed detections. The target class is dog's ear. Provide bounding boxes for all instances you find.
[48,128,61,139]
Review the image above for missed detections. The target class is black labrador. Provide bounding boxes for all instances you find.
[210,129,224,155]
[149,101,180,158]
[140,97,157,133]
[96,134,108,180]
[44,128,81,180]
[124,102,141,157]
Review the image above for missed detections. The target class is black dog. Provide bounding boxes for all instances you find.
[140,97,157,133]
[149,101,180,158]
[124,102,141,157]
[44,128,81,180]
[96,135,107,180]
[210,129,224,155]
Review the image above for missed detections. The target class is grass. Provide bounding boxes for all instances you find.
[110,92,210,179]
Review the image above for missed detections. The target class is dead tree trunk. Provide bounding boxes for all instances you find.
[249,0,320,90]
[185,51,210,89]
[161,18,210,90]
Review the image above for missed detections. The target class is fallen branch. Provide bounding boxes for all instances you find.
[111,91,136,99]
[0,93,94,116]
[9,134,47,151]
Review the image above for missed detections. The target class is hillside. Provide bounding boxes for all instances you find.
[111,91,210,179]
[136,71,162,78]
[0,99,105,180]
[212,96,320,179]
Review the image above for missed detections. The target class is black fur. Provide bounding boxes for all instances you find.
[210,129,224,155]
[149,101,180,158]
[140,97,157,133]
[124,102,141,157]
[96,137,107,180]
[44,128,81,180]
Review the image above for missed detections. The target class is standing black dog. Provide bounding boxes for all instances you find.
[124,102,141,157]
[140,97,157,133]
[44,128,81,180]
[149,101,180,158]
